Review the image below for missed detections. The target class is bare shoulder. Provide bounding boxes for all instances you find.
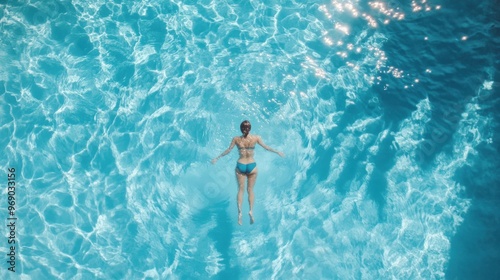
[230,136,239,146]
[252,135,262,143]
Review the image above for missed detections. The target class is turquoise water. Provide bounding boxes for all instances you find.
[1,0,499,279]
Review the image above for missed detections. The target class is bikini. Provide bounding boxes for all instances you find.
[236,146,256,174]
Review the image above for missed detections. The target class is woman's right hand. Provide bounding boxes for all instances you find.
[277,152,285,158]
[211,158,218,164]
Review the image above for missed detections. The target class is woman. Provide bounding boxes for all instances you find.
[211,120,284,225]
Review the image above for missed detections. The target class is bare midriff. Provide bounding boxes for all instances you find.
[237,147,255,164]
[236,136,257,164]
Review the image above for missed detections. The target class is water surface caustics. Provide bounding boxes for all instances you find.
[0,0,497,279]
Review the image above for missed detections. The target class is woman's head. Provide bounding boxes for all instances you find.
[240,120,251,137]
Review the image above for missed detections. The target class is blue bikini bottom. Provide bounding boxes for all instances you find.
[236,162,257,174]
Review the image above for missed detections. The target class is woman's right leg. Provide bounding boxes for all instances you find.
[247,168,258,224]
[235,169,246,225]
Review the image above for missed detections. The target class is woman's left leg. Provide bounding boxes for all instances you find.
[235,169,246,225]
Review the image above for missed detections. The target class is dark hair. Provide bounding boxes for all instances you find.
[240,120,251,136]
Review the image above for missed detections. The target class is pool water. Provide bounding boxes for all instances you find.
[1,0,499,279]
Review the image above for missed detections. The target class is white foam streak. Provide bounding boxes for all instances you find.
[381,96,488,277]
[257,87,486,278]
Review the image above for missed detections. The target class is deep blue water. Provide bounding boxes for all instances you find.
[0,0,499,279]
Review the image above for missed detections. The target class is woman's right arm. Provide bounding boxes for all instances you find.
[257,136,284,157]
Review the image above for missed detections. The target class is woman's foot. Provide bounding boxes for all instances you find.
[238,212,242,225]
[249,211,254,224]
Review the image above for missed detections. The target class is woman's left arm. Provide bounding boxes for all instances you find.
[211,137,237,164]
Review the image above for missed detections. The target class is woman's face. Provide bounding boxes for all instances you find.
[241,124,251,135]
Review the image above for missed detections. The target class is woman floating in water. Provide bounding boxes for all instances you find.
[211,120,284,225]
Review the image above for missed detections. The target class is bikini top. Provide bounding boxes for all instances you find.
[238,146,255,150]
